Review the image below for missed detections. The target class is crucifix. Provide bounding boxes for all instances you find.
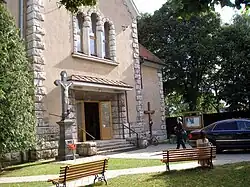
[54,71,73,120]
[144,102,155,138]
[54,71,78,161]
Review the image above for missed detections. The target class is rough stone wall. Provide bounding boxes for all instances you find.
[122,0,144,135]
[26,0,59,160]
[158,69,166,130]
[131,19,144,131]
[113,93,129,139]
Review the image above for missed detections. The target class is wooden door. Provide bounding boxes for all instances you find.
[99,101,113,140]
[76,102,86,142]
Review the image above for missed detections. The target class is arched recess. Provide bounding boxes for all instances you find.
[102,17,116,62]
[73,9,116,62]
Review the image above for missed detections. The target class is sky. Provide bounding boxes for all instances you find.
[133,0,240,23]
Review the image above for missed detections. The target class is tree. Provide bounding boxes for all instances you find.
[138,2,221,112]
[215,15,250,111]
[59,0,96,13]
[177,0,250,16]
[0,4,35,165]
[165,92,189,117]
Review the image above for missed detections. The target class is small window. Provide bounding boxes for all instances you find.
[213,121,238,131]
[103,22,110,59]
[203,123,216,131]
[90,13,97,56]
[76,14,84,53]
[246,122,250,130]
[237,121,250,130]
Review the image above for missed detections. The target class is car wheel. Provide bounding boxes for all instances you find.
[209,139,222,153]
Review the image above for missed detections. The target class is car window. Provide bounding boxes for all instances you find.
[246,122,250,130]
[213,121,238,131]
[237,121,250,130]
[203,123,216,131]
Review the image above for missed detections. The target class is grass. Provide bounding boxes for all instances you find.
[108,158,163,170]
[0,158,164,177]
[0,182,50,187]
[96,162,250,187]
[2,162,250,187]
[0,160,67,177]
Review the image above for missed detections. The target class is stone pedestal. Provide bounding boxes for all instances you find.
[77,142,97,156]
[56,119,79,161]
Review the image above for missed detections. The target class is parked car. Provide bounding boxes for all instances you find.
[188,119,250,152]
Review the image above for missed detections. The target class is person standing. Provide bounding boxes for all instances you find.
[175,117,186,149]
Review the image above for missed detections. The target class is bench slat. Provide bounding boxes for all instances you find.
[161,146,216,166]
[59,164,107,174]
[59,166,108,178]
[58,170,106,182]
[60,160,106,170]
[163,152,216,159]
[162,155,216,163]
[49,159,108,185]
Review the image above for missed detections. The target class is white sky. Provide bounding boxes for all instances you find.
[133,0,241,23]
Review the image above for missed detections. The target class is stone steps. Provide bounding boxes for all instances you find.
[95,139,137,154]
[97,145,137,155]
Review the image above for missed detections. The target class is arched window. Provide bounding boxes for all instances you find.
[103,22,110,59]
[90,13,97,56]
[76,13,83,53]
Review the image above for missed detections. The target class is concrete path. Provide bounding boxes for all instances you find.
[1,143,250,186]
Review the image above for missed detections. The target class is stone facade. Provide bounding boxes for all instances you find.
[131,19,144,130]
[4,0,167,163]
[158,70,166,131]
[156,69,167,141]
[26,0,60,160]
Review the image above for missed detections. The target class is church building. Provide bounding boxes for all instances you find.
[6,0,166,160]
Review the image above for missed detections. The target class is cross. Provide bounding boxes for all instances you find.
[144,102,155,138]
[54,71,73,120]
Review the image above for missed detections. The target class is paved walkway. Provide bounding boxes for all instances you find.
[1,143,250,186]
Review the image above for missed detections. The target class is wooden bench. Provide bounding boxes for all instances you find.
[48,159,108,187]
[161,146,216,171]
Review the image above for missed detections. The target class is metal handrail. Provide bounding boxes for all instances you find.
[81,127,96,141]
[122,123,139,147]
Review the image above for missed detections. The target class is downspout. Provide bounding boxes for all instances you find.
[19,0,24,38]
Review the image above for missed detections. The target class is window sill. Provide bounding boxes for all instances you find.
[72,53,118,66]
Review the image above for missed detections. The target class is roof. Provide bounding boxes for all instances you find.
[125,0,140,18]
[68,75,133,89]
[139,44,163,65]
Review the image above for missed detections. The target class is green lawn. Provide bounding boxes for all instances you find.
[99,162,250,187]
[0,158,163,177]
[0,182,50,187]
[2,162,250,187]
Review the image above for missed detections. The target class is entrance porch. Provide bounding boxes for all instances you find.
[68,74,133,143]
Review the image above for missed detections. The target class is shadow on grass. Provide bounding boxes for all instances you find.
[0,159,57,175]
[145,166,213,184]
[81,182,104,187]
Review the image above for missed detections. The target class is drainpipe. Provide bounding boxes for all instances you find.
[19,0,24,38]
